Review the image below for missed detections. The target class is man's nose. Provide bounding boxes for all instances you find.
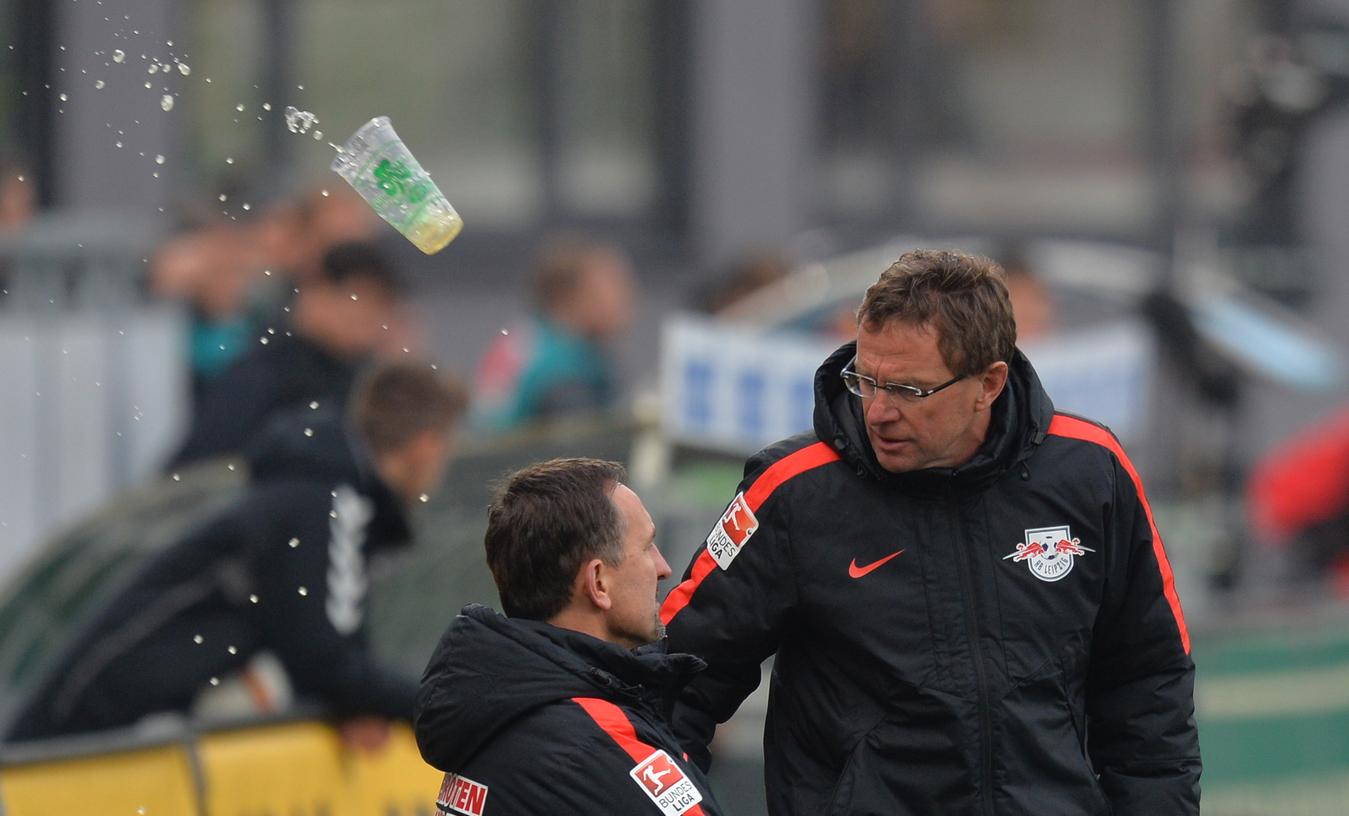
[655,548,673,581]
[865,394,902,424]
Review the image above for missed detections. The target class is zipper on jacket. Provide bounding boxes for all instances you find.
[949,486,996,816]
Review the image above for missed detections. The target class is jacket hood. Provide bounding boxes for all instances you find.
[813,340,1054,486]
[415,604,705,772]
[245,406,412,550]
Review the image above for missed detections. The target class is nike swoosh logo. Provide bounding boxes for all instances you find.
[848,549,906,579]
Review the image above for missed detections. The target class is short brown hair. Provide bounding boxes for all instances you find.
[484,458,627,620]
[531,235,621,313]
[857,249,1016,373]
[350,362,467,454]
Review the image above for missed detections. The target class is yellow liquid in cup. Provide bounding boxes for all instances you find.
[401,199,464,255]
[407,210,464,255]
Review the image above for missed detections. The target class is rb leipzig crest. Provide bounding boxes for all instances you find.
[1004,525,1094,582]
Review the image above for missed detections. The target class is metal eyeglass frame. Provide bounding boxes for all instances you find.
[840,355,966,402]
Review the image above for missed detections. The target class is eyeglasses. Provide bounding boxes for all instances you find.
[841,356,966,403]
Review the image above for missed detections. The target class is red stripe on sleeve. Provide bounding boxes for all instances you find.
[660,442,841,625]
[743,442,842,511]
[572,697,707,815]
[572,697,650,763]
[1048,413,1191,654]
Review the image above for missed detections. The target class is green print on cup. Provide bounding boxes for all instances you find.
[331,116,463,255]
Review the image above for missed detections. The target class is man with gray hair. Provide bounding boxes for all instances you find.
[663,250,1201,814]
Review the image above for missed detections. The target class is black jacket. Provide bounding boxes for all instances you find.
[415,604,727,816]
[662,342,1201,815]
[7,408,417,741]
[171,330,364,468]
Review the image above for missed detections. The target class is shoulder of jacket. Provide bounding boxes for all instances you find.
[741,433,844,501]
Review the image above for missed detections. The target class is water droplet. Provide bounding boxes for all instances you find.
[303,428,314,438]
[241,202,251,211]
[297,84,305,90]
[249,594,259,604]
[289,537,301,548]
[172,473,180,481]
[155,154,164,164]
[227,463,235,471]
[152,171,159,178]
[114,140,123,148]
[234,103,245,112]
[58,92,68,102]
[419,493,430,503]
[147,63,158,74]
[349,293,358,301]
[259,337,269,345]
[218,193,227,202]
[193,634,204,644]
[320,189,330,197]
[500,329,509,335]
[283,106,319,134]
[112,49,124,63]
[209,677,220,686]
[160,94,173,111]
[143,80,151,89]
[15,175,23,182]
[227,645,238,655]
[297,587,308,596]
[262,102,271,111]
[94,79,104,89]
[177,62,190,76]
[308,401,319,410]
[312,130,322,140]
[225,156,234,164]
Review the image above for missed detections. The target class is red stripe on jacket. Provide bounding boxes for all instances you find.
[1048,413,1191,654]
[660,442,841,625]
[571,697,707,815]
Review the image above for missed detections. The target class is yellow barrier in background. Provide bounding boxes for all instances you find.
[0,719,445,816]
[349,724,442,816]
[0,742,200,816]
[196,722,355,816]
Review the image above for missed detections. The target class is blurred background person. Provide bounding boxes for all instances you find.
[149,216,274,404]
[997,245,1055,343]
[473,235,635,432]
[168,240,405,469]
[0,153,34,236]
[5,362,465,744]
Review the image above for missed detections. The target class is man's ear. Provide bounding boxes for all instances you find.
[580,558,612,611]
[975,361,1009,411]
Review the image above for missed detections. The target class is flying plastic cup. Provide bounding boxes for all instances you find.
[330,116,463,255]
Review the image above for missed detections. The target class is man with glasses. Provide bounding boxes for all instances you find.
[662,250,1200,815]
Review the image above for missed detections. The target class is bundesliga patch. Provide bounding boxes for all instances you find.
[437,771,489,816]
[706,492,758,570]
[1003,525,1095,582]
[630,749,703,815]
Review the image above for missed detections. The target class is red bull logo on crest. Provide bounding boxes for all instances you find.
[1004,525,1095,582]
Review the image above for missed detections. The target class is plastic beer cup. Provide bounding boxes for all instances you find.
[330,116,463,254]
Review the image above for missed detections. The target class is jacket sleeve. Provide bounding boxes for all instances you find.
[253,484,418,720]
[661,447,810,771]
[1086,453,1202,814]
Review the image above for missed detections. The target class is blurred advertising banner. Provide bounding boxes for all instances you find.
[659,314,1154,454]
